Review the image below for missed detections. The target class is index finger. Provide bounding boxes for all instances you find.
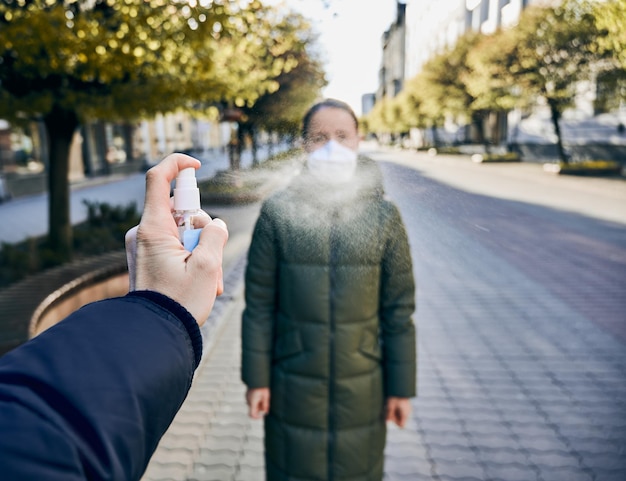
[142,153,201,224]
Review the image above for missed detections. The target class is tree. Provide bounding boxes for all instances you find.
[364,97,393,142]
[504,0,608,163]
[593,0,626,69]
[592,0,626,113]
[235,10,327,163]
[0,0,291,261]
[465,28,523,119]
[402,60,449,147]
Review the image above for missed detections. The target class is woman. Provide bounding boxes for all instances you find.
[241,99,416,481]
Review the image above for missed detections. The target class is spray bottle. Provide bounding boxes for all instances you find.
[173,167,202,251]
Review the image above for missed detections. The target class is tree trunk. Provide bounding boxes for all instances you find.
[236,123,245,167]
[548,99,568,164]
[473,111,490,154]
[267,131,274,158]
[43,105,79,263]
[250,126,259,167]
[122,123,134,162]
[430,125,440,147]
[227,123,240,171]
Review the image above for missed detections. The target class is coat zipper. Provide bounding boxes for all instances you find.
[327,210,339,481]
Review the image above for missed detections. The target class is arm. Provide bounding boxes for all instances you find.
[241,203,278,416]
[0,292,200,481]
[0,154,228,480]
[380,203,417,400]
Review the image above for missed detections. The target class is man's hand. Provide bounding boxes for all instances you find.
[125,153,228,325]
[385,397,411,428]
[246,388,270,419]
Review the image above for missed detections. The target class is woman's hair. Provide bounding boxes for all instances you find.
[301,99,358,139]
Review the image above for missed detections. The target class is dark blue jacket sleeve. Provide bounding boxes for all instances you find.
[0,291,203,481]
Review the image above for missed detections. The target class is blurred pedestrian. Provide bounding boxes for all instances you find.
[242,99,416,481]
[0,153,228,481]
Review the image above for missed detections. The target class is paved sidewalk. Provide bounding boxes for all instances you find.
[142,147,626,481]
[142,255,264,481]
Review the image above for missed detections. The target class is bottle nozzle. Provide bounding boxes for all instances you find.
[174,167,200,211]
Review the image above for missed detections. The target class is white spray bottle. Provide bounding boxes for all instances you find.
[173,167,203,251]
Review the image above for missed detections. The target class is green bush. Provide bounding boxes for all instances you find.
[544,160,623,176]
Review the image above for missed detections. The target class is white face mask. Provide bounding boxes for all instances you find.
[306,140,358,184]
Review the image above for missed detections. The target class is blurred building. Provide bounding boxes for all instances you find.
[361,93,376,116]
[404,0,545,80]
[377,1,407,103]
[0,113,228,200]
[376,0,626,159]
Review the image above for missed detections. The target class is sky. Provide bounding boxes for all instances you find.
[266,0,399,116]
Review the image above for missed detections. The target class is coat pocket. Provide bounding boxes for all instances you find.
[273,330,303,363]
[358,330,382,361]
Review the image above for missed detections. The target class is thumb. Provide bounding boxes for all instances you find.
[125,225,139,291]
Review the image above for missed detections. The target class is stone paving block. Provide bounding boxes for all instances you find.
[507,423,559,440]
[194,368,231,379]
[210,412,249,425]
[383,472,432,481]
[195,449,240,468]
[413,406,458,421]
[538,466,595,481]
[384,455,431,476]
[451,409,502,424]
[425,444,474,463]
[207,423,247,439]
[242,429,264,445]
[239,449,264,468]
[591,468,626,481]
[477,447,529,467]
[424,431,469,446]
[246,421,264,436]
[188,464,236,481]
[519,436,569,452]
[384,441,428,459]
[462,420,511,438]
[221,393,247,405]
[182,398,222,414]
[544,411,595,427]
[201,436,244,452]
[141,461,189,481]
[234,465,265,481]
[146,448,195,466]
[483,463,541,481]
[217,397,248,410]
[416,393,450,405]
[156,433,206,451]
[578,451,626,471]
[387,437,424,452]
[241,444,264,457]
[433,459,486,480]
[164,420,207,441]
[527,450,581,470]
[170,409,214,425]
[470,434,519,451]
[490,399,540,414]
[417,418,466,433]
[187,384,229,397]
[569,436,625,455]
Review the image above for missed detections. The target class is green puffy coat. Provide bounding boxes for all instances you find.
[242,157,416,481]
